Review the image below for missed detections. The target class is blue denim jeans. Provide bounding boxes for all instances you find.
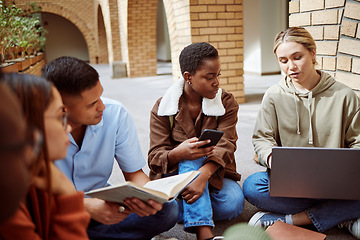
[243,171,360,232]
[177,157,244,232]
[87,200,178,240]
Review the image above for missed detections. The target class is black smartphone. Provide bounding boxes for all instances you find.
[198,129,224,148]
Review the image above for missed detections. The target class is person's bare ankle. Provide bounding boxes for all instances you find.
[196,226,213,240]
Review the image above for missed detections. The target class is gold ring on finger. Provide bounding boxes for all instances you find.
[119,206,125,213]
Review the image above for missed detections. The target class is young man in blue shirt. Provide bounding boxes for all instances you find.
[42,56,178,239]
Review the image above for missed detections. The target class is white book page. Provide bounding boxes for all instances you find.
[86,182,169,203]
[143,171,196,197]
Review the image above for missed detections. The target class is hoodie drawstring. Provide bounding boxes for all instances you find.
[292,91,314,145]
[293,92,301,135]
[307,91,313,145]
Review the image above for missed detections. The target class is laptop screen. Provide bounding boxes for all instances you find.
[270,147,360,200]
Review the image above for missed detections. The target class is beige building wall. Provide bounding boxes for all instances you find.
[8,1,359,100]
[163,0,245,102]
[127,0,158,77]
[97,5,110,63]
[6,0,360,102]
[190,0,245,101]
[289,0,360,92]
[4,0,246,103]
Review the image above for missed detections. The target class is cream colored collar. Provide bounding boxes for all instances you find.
[157,76,225,116]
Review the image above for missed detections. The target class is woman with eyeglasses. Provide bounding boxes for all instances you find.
[0,81,33,224]
[0,73,90,239]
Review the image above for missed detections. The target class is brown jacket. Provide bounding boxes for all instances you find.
[0,186,90,240]
[148,89,240,190]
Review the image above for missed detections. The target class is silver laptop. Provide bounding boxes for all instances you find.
[270,147,360,200]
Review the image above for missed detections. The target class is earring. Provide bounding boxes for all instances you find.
[188,81,191,85]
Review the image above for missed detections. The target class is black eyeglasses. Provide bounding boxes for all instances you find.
[60,112,68,130]
[46,112,68,130]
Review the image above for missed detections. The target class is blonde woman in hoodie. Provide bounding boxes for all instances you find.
[148,42,244,240]
[244,27,360,239]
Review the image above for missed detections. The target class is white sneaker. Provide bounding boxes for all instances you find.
[248,211,286,228]
[151,236,178,240]
[338,218,360,239]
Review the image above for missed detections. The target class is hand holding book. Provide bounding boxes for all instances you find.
[86,171,201,204]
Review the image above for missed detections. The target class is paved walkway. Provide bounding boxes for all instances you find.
[93,64,355,240]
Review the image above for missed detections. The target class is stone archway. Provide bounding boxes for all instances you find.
[97,0,122,63]
[8,1,98,63]
[124,0,192,79]
[38,3,97,63]
[42,12,89,62]
[97,5,109,63]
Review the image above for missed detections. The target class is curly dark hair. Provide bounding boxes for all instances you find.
[41,56,99,96]
[179,42,219,75]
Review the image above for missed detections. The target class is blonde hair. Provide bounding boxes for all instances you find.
[273,27,317,64]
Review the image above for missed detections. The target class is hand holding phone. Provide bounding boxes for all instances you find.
[198,129,223,148]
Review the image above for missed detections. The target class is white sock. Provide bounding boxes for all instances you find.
[285,214,293,225]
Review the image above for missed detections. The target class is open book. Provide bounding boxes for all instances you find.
[85,171,200,204]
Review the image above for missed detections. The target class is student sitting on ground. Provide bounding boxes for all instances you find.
[243,27,360,239]
[148,42,244,240]
[0,73,90,239]
[42,57,178,240]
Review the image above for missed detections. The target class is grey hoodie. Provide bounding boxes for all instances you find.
[253,70,360,168]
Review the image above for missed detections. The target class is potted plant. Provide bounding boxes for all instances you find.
[0,1,46,72]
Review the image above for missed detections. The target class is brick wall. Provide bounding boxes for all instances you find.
[97,5,110,64]
[98,0,122,63]
[108,0,122,62]
[5,0,245,102]
[164,0,245,103]
[127,0,158,77]
[163,0,192,80]
[190,0,244,102]
[119,0,129,68]
[289,0,360,92]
